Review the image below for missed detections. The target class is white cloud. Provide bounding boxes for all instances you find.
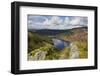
[43,18,50,26]
[28,16,87,30]
[69,17,88,26]
[42,16,64,29]
[64,17,70,25]
[50,16,63,26]
[69,17,81,25]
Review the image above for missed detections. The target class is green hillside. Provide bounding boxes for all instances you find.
[28,27,88,60]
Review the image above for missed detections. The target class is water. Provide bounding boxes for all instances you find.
[52,38,70,50]
[52,38,79,59]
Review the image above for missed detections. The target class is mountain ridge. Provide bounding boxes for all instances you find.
[28,26,87,35]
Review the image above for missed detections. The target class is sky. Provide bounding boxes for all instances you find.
[28,15,88,30]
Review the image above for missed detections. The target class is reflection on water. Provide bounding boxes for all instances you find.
[52,38,70,50]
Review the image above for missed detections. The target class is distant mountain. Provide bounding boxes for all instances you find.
[28,26,87,35]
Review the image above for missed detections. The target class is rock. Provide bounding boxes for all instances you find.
[29,51,47,60]
[69,43,79,59]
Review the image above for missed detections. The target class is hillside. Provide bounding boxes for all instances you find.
[28,27,88,60]
[29,27,87,35]
[59,27,88,42]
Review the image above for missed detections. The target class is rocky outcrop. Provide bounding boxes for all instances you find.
[69,43,79,59]
[28,51,47,60]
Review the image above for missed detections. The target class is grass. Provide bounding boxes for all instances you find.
[28,27,88,60]
[28,42,61,60]
[59,47,70,59]
[75,41,88,58]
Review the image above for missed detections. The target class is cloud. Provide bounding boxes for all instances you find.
[80,17,88,26]
[63,17,87,29]
[28,15,88,30]
[69,17,81,25]
[43,16,63,29]
[28,15,46,22]
[64,17,70,25]
[43,18,50,26]
[50,16,63,26]
[69,17,88,26]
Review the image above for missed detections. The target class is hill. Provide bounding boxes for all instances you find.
[28,26,88,60]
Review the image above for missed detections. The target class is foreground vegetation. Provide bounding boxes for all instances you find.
[28,27,88,60]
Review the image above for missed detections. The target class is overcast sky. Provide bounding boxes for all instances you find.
[28,15,88,30]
